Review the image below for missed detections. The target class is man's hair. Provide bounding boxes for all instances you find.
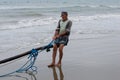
[61,11,68,16]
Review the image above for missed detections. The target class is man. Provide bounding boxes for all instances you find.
[48,12,72,67]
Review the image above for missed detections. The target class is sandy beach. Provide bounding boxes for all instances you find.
[0,34,120,80]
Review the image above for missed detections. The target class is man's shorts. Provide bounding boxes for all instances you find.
[54,36,69,46]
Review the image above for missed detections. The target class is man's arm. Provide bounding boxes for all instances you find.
[52,20,61,40]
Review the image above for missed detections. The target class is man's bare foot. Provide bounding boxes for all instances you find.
[48,63,55,67]
[55,63,61,67]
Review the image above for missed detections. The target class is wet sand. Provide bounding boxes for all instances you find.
[0,34,120,80]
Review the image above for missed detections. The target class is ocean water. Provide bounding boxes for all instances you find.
[0,0,120,58]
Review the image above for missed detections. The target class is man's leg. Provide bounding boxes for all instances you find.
[48,44,58,67]
[56,44,64,66]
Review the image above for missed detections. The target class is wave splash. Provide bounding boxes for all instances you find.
[0,17,58,30]
[0,4,120,10]
[0,14,120,30]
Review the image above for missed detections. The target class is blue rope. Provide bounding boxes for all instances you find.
[0,49,39,77]
[42,40,54,51]
[17,49,38,72]
[0,40,54,77]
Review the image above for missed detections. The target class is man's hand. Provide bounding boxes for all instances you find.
[52,36,56,40]
[56,35,60,38]
[52,35,60,40]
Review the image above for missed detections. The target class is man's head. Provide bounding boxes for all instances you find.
[61,11,68,21]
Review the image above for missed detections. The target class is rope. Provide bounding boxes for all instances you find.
[0,40,54,77]
[43,40,54,51]
[0,49,39,77]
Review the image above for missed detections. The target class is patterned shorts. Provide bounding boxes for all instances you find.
[54,36,69,46]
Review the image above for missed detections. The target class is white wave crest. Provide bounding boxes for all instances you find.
[70,14,120,22]
[18,17,57,27]
[0,17,58,30]
[0,4,120,10]
[1,14,120,30]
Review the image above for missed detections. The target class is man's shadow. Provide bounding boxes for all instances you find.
[50,66,64,80]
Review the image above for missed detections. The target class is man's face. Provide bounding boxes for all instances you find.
[61,14,67,21]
